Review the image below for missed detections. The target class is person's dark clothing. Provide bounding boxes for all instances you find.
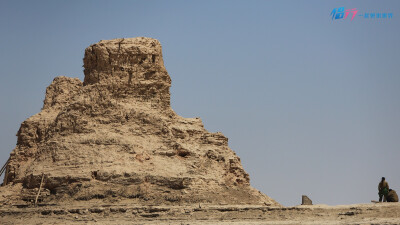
[378,180,389,202]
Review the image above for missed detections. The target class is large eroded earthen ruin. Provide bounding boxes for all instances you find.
[1,37,279,207]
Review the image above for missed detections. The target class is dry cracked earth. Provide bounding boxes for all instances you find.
[1,201,399,224]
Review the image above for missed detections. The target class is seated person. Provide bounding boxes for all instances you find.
[387,189,399,202]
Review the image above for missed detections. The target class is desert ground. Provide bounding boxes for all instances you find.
[1,201,400,224]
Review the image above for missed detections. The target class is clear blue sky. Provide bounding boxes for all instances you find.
[1,0,399,206]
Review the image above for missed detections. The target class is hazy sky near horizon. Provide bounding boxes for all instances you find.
[1,0,399,206]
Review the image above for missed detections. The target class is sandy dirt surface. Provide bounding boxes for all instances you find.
[1,202,399,224]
